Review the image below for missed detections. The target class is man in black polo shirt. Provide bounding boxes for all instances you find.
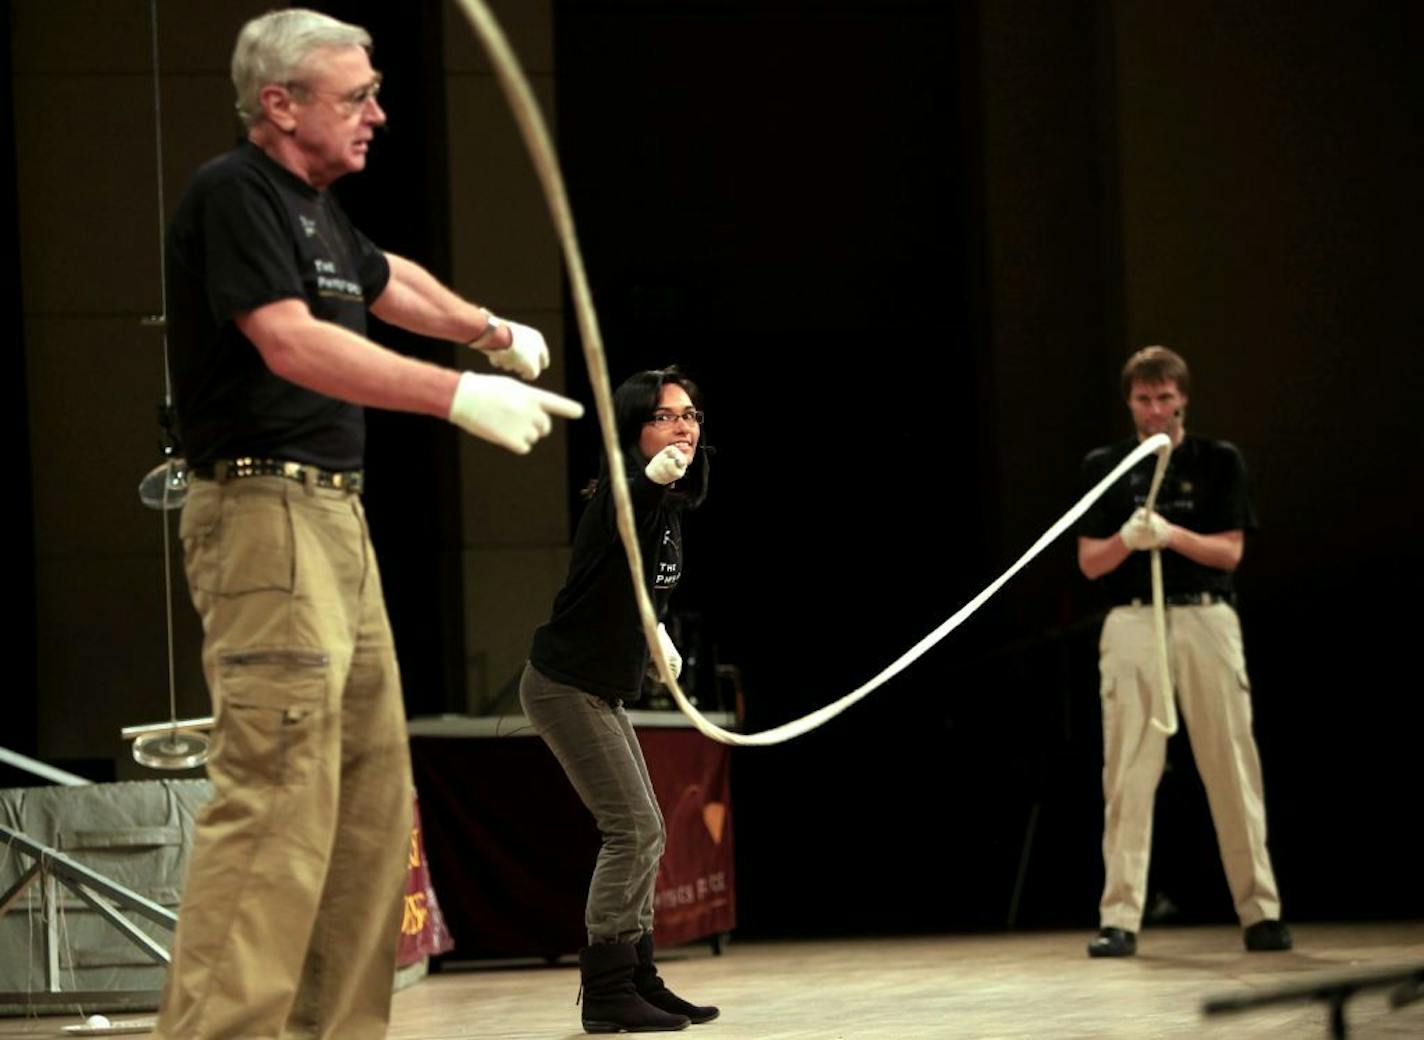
[1076,346,1289,959]
[156,9,582,1039]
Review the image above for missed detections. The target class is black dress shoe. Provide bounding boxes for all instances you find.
[1087,927,1137,958]
[1243,919,1293,952]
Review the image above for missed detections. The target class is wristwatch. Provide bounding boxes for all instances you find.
[469,308,505,350]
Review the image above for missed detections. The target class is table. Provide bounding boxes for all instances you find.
[407,712,736,962]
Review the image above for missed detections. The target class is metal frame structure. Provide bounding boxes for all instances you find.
[0,824,176,1011]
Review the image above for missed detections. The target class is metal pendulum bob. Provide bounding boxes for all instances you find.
[137,455,189,511]
[125,717,213,770]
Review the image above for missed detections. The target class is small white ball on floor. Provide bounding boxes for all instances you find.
[85,1014,110,1028]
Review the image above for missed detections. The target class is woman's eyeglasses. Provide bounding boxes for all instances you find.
[646,410,704,428]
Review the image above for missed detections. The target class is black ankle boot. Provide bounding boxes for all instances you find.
[579,942,690,1033]
[633,934,720,1025]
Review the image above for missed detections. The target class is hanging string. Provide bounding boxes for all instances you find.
[146,0,182,753]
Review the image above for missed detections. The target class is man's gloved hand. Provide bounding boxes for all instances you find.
[644,444,689,485]
[447,371,583,454]
[469,311,549,381]
[1119,508,1171,551]
[484,319,549,381]
[655,622,683,680]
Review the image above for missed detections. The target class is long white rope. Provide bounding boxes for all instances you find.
[1145,470,1177,736]
[451,0,1176,745]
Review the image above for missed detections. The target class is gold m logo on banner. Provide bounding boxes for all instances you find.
[401,892,429,936]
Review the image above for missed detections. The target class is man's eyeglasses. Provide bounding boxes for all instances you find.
[288,74,383,116]
[646,410,705,428]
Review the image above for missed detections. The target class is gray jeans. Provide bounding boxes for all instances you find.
[519,662,667,943]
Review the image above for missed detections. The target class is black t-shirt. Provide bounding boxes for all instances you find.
[166,142,391,470]
[1077,434,1258,604]
[529,474,683,701]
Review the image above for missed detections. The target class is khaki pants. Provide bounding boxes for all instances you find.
[1097,602,1281,933]
[156,477,413,1040]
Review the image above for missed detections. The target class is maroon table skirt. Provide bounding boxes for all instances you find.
[409,717,735,962]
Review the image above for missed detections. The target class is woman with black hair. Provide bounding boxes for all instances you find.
[520,367,719,1034]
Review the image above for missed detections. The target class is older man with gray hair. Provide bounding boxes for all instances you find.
[155,9,582,1038]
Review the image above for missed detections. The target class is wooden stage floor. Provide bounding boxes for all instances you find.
[1,922,1420,1038]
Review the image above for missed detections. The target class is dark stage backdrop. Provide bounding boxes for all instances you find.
[553,1,1009,935]
[2,0,38,765]
[553,0,1424,938]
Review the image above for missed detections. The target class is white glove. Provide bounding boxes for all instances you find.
[447,371,584,455]
[655,622,682,680]
[1119,508,1171,551]
[478,317,543,381]
[644,444,689,485]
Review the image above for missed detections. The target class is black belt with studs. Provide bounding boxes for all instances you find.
[193,457,364,493]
